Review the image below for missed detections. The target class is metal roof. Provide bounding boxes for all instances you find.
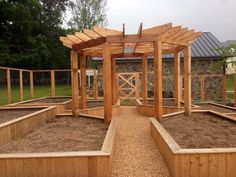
[162,32,222,59]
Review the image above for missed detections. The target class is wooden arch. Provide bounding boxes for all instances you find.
[60,23,202,122]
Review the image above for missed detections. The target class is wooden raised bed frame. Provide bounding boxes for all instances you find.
[0,106,56,145]
[0,116,117,177]
[150,110,236,177]
[5,96,72,114]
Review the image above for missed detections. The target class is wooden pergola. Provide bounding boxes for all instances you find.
[60,23,202,123]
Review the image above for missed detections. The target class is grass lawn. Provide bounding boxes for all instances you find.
[0,85,71,106]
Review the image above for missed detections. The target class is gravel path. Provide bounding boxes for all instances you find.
[111,106,170,177]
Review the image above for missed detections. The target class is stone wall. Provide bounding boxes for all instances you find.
[96,58,224,102]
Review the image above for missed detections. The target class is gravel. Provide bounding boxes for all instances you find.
[111,106,170,177]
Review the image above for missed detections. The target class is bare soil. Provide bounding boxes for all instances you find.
[21,97,70,104]
[87,101,104,108]
[161,113,236,148]
[0,108,42,124]
[147,99,184,107]
[195,103,236,113]
[0,117,108,153]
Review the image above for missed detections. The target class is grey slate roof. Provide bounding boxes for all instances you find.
[163,32,222,59]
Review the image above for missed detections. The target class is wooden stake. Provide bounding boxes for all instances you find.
[50,70,55,96]
[93,69,98,99]
[154,40,163,121]
[222,75,227,104]
[200,75,205,102]
[30,71,34,98]
[135,73,140,98]
[19,70,23,101]
[234,74,236,107]
[112,58,117,105]
[7,69,11,104]
[103,42,112,123]
[71,51,79,117]
[184,45,192,116]
[80,54,87,109]
[174,51,181,107]
[142,55,148,104]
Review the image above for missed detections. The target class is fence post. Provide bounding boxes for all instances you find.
[200,75,205,102]
[7,68,11,104]
[93,69,98,100]
[51,70,55,96]
[19,70,23,101]
[30,71,34,98]
[135,73,140,98]
[222,75,227,103]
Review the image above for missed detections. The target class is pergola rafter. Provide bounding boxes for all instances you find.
[60,23,202,122]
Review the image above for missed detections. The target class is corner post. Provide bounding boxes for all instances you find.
[184,45,192,116]
[80,54,87,109]
[71,50,79,117]
[174,50,181,107]
[154,40,163,121]
[103,42,112,122]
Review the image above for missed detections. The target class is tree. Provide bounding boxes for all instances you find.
[68,0,107,32]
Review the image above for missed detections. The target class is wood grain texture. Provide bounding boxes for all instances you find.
[174,51,181,107]
[184,45,191,116]
[80,54,87,109]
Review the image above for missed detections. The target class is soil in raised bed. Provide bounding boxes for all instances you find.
[195,103,236,113]
[146,99,184,107]
[0,108,43,124]
[21,97,70,104]
[161,113,236,148]
[87,101,104,108]
[0,117,109,153]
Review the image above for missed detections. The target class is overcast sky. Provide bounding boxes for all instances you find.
[106,0,236,42]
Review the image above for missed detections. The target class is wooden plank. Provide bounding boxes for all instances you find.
[154,40,163,121]
[30,71,34,98]
[142,55,148,104]
[174,51,181,107]
[7,68,12,104]
[200,75,205,102]
[209,154,218,177]
[72,37,106,51]
[50,70,55,96]
[93,70,98,100]
[184,45,192,116]
[19,70,23,102]
[83,29,101,39]
[103,42,112,123]
[75,32,92,42]
[71,51,79,117]
[234,74,236,107]
[199,154,209,177]
[80,54,87,109]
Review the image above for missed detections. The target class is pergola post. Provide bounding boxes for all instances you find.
[154,40,163,121]
[184,45,192,116]
[111,58,117,105]
[142,55,148,104]
[71,51,79,117]
[80,54,87,109]
[50,70,55,96]
[103,42,112,122]
[174,50,181,107]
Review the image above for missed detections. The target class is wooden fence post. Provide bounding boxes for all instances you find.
[135,73,140,98]
[7,68,11,104]
[93,70,98,100]
[51,70,55,96]
[30,71,34,98]
[200,75,205,102]
[222,75,227,103]
[19,70,23,101]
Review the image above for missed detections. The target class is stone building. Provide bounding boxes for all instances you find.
[94,32,224,102]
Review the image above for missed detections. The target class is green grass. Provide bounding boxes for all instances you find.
[0,85,71,106]
[120,99,136,106]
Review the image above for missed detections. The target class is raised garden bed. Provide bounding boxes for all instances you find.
[0,116,118,177]
[151,111,236,177]
[6,96,72,114]
[0,106,56,145]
